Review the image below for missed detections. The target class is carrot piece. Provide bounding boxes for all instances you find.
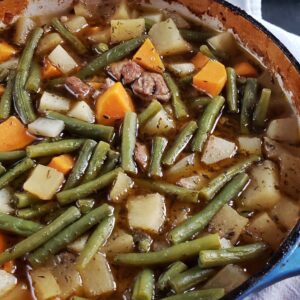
[3,260,15,273]
[48,154,75,175]
[234,62,258,77]
[0,41,16,63]
[0,85,5,97]
[0,116,36,151]
[96,82,135,125]
[87,81,104,90]
[191,52,210,70]
[42,58,63,80]
[133,38,165,73]
[193,60,227,97]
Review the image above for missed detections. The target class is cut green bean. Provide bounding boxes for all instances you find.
[226,67,238,113]
[169,173,250,244]
[148,137,168,178]
[13,28,43,124]
[47,112,114,142]
[76,199,95,214]
[144,18,155,31]
[0,70,15,118]
[26,60,41,93]
[76,215,115,271]
[158,262,188,291]
[161,288,225,300]
[163,72,188,120]
[240,78,258,134]
[121,112,137,174]
[51,17,87,54]
[199,243,268,268]
[0,58,18,82]
[26,139,85,158]
[169,267,216,293]
[133,232,153,253]
[132,269,155,300]
[190,97,211,110]
[63,139,97,190]
[135,179,199,203]
[253,88,271,129]
[82,141,110,183]
[138,100,162,127]
[0,206,81,266]
[28,204,113,266]
[14,192,40,209]
[0,163,5,176]
[200,45,217,59]
[163,121,197,166]
[0,150,26,162]
[191,96,225,152]
[99,150,120,175]
[0,212,43,237]
[199,155,261,201]
[114,234,221,266]
[0,158,35,189]
[180,30,212,42]
[96,42,109,53]
[16,202,58,220]
[57,167,121,205]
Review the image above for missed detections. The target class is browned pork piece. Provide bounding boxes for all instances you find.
[65,76,92,99]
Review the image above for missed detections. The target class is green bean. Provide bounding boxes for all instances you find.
[161,288,225,300]
[133,232,153,253]
[226,67,238,113]
[82,141,110,183]
[0,212,43,236]
[114,234,220,266]
[191,96,225,152]
[163,121,197,166]
[253,88,271,129]
[169,267,216,293]
[96,42,109,53]
[26,139,85,158]
[132,269,155,300]
[0,206,81,266]
[51,17,87,54]
[0,150,26,162]
[0,158,35,189]
[28,204,113,266]
[44,207,67,224]
[26,60,41,93]
[99,150,120,175]
[76,199,95,214]
[144,18,155,31]
[0,163,5,176]
[76,215,115,271]
[179,75,193,85]
[13,28,43,124]
[135,179,199,203]
[0,70,15,118]
[148,137,168,178]
[199,155,261,201]
[158,262,188,291]
[0,58,18,82]
[169,173,249,244]
[16,202,58,220]
[190,97,211,110]
[199,243,268,268]
[57,167,121,205]
[200,45,217,59]
[14,192,40,209]
[138,100,162,127]
[63,139,96,190]
[180,30,212,42]
[240,78,258,134]
[121,112,137,174]
[46,112,114,142]
[163,72,188,120]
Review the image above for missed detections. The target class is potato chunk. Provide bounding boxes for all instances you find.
[0,270,17,297]
[238,136,261,155]
[111,19,145,43]
[127,193,166,233]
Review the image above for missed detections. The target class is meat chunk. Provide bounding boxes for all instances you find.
[65,76,91,99]
[107,60,143,84]
[132,72,171,102]
[134,142,149,171]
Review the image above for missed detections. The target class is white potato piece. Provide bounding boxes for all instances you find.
[67,234,89,253]
[0,270,17,297]
[164,11,191,29]
[74,2,92,18]
[111,19,145,43]
[31,268,61,300]
[270,196,300,230]
[204,264,249,293]
[239,160,281,210]
[149,18,191,56]
[111,0,131,20]
[23,164,64,200]
[110,171,133,203]
[207,31,238,55]
[166,154,197,180]
[142,12,163,23]
[39,91,71,113]
[48,45,78,74]
[177,174,208,190]
[64,16,88,33]
[37,33,63,55]
[0,188,14,214]
[246,212,285,250]
[167,62,195,77]
[209,205,248,244]
[127,193,166,233]
[238,136,261,155]
[266,117,299,144]
[201,136,237,165]
[67,101,95,123]
[14,17,36,45]
[28,117,65,137]
[80,253,116,297]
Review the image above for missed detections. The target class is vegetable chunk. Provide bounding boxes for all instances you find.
[48,154,74,175]
[0,270,17,297]
[111,19,145,43]
[28,117,65,137]
[0,42,16,63]
[39,92,71,113]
